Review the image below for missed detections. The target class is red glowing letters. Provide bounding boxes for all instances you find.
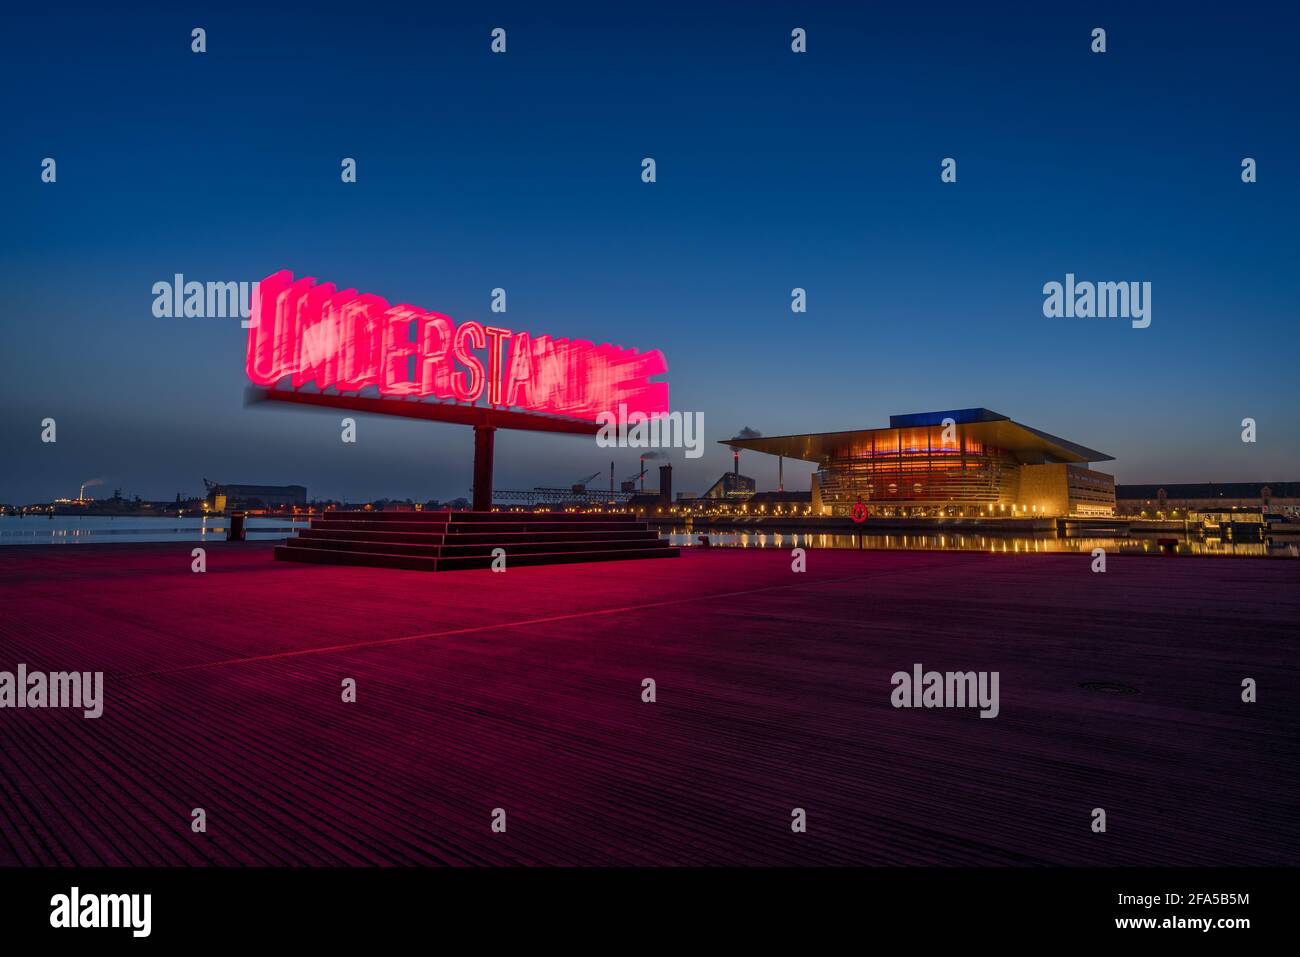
[246,271,668,422]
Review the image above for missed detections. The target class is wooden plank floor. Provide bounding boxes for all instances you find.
[0,543,1296,865]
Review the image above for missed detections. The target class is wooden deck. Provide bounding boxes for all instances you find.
[0,543,1296,865]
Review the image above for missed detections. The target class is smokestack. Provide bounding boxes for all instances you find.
[659,464,672,504]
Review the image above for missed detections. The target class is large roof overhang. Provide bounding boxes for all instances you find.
[723,415,1113,465]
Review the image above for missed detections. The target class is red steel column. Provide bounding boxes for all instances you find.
[473,426,496,511]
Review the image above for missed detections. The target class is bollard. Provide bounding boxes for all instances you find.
[227,511,247,542]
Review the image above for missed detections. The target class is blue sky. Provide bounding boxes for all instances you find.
[2,1,1297,503]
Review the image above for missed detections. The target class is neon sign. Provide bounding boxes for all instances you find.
[246,270,668,423]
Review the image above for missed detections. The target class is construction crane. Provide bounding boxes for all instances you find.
[571,471,601,494]
[622,461,649,494]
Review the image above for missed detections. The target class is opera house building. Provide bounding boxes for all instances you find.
[725,408,1116,518]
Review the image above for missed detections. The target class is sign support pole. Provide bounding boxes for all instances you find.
[473,426,496,511]
[250,390,604,514]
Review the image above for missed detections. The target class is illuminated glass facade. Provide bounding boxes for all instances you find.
[726,409,1117,518]
[814,429,1020,515]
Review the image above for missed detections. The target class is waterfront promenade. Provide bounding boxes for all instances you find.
[0,543,1296,865]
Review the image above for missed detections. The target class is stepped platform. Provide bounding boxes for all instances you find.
[274,510,678,571]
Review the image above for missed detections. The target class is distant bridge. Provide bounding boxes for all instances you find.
[493,487,635,507]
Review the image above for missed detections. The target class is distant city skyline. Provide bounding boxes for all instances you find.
[3,2,1297,505]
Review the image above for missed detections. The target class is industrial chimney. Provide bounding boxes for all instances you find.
[659,464,673,504]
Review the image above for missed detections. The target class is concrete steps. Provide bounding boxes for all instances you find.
[274,511,679,571]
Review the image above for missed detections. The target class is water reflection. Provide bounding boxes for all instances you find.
[0,516,310,544]
[662,527,1299,559]
[5,517,1297,558]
